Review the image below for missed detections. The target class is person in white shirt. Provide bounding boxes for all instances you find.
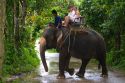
[63,5,80,28]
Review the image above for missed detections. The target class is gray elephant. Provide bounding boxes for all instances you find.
[39,27,108,79]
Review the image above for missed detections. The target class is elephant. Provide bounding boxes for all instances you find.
[39,27,108,79]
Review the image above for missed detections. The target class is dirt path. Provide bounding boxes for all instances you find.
[6,54,125,83]
[31,53,125,83]
[6,40,125,83]
[32,40,125,83]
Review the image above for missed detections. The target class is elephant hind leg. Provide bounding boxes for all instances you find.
[98,62,101,70]
[98,56,108,77]
[76,58,91,78]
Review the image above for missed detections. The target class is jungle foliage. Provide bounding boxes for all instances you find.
[3,0,41,76]
[3,0,125,78]
[3,0,75,77]
[80,0,125,69]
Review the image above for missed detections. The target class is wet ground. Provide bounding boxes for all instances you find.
[6,40,125,83]
[34,53,125,83]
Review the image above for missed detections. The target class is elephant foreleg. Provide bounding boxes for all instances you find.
[57,53,66,79]
[57,53,74,79]
[64,55,74,76]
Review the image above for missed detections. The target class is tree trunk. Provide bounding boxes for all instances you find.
[0,0,6,79]
[14,0,20,49]
[20,0,27,37]
[20,0,27,27]
[13,0,27,50]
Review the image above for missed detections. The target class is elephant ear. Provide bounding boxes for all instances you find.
[56,30,63,46]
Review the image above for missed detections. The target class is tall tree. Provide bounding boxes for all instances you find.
[14,0,20,49]
[0,0,6,79]
[13,0,27,51]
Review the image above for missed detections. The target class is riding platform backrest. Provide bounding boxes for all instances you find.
[70,16,85,28]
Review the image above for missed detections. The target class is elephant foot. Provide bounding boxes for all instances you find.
[76,72,84,78]
[56,73,65,79]
[100,73,108,78]
[66,68,74,76]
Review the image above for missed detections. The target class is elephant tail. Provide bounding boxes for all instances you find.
[98,63,101,70]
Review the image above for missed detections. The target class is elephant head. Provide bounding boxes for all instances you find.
[39,27,63,72]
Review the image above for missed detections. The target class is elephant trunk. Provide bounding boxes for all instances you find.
[39,37,48,72]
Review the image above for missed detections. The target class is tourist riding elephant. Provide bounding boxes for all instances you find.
[39,27,108,79]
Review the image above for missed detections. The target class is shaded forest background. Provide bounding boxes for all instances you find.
[0,0,125,80]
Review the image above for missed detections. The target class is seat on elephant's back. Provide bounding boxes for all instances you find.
[69,16,85,29]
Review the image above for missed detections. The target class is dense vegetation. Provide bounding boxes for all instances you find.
[3,0,40,76]
[2,0,72,77]
[1,0,125,80]
[80,0,125,69]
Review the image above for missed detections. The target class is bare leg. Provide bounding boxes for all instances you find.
[63,16,70,28]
